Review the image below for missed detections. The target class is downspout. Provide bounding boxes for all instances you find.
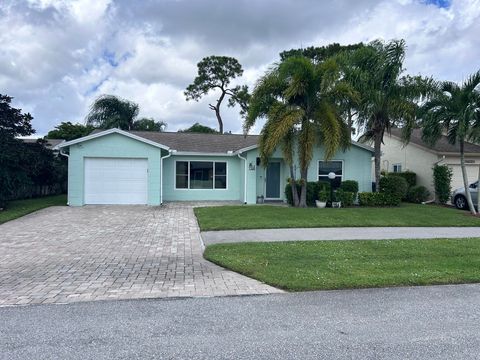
[237,153,247,204]
[160,150,173,205]
[424,155,446,204]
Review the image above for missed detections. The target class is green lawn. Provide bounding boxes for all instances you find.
[195,203,480,231]
[204,238,480,291]
[0,195,67,225]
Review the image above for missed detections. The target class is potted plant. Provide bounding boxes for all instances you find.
[331,190,342,208]
[316,190,329,208]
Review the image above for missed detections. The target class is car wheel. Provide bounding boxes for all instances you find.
[454,195,467,210]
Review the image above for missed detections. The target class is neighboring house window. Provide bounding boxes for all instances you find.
[393,164,402,173]
[318,161,343,188]
[175,161,227,189]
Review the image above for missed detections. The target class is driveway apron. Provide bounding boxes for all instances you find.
[0,203,281,306]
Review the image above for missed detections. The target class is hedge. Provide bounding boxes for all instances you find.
[387,171,416,188]
[433,164,452,204]
[406,185,430,204]
[380,175,408,200]
[358,192,401,206]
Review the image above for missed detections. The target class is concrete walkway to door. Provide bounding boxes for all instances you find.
[201,226,480,245]
[0,203,282,306]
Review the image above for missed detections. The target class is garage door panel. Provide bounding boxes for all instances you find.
[84,158,148,205]
[449,164,479,191]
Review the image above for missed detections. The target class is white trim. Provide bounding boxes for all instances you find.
[57,128,170,150]
[174,159,228,191]
[317,159,345,183]
[160,150,172,204]
[52,140,66,150]
[264,160,282,200]
[174,151,235,156]
[235,144,258,154]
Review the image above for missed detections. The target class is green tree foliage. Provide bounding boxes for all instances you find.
[0,95,65,208]
[352,40,433,192]
[46,121,95,141]
[185,56,249,133]
[280,43,364,63]
[432,164,453,205]
[245,56,354,207]
[86,94,139,130]
[131,118,167,132]
[421,70,480,214]
[178,122,218,134]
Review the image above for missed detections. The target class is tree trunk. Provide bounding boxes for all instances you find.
[214,90,226,134]
[374,132,382,192]
[460,140,477,215]
[289,165,300,207]
[299,168,308,208]
[477,163,480,212]
[347,109,353,139]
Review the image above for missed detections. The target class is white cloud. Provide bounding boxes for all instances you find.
[1,0,479,136]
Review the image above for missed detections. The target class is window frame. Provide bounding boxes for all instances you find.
[317,160,344,187]
[393,163,402,173]
[174,160,228,190]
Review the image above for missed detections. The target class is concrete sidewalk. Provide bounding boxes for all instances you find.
[201,226,480,245]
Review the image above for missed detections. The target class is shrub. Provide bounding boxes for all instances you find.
[433,164,452,204]
[379,175,408,200]
[339,180,359,194]
[336,190,355,207]
[358,192,401,206]
[406,185,430,203]
[318,189,330,202]
[285,181,329,206]
[387,171,416,188]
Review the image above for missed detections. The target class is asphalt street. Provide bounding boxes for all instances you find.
[1,284,480,359]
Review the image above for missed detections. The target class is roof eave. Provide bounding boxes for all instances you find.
[56,128,170,150]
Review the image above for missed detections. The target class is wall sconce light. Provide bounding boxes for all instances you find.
[249,162,256,171]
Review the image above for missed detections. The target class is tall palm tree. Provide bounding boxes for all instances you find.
[421,70,480,215]
[245,56,353,207]
[353,40,433,191]
[86,95,139,130]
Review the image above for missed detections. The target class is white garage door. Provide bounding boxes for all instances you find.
[84,158,148,205]
[449,164,479,191]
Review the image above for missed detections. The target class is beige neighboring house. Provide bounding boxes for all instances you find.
[381,128,480,199]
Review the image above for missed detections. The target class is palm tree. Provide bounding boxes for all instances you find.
[353,40,433,191]
[86,95,139,130]
[421,70,480,215]
[245,56,353,207]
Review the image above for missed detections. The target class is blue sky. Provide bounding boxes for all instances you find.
[1,0,479,136]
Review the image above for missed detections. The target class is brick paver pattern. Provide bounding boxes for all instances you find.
[0,203,282,306]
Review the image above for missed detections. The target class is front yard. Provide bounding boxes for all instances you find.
[195,203,480,231]
[0,195,67,225]
[204,238,480,291]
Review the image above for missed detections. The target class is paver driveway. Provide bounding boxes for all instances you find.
[0,203,281,306]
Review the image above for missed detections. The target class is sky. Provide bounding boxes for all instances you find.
[1,0,479,136]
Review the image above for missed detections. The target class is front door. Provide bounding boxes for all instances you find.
[265,162,281,199]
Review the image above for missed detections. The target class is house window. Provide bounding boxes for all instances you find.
[393,164,402,173]
[175,161,227,189]
[318,161,343,188]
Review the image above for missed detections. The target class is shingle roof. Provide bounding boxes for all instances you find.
[21,138,65,148]
[83,128,374,153]
[389,128,480,154]
[127,131,259,153]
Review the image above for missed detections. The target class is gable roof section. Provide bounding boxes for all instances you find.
[21,138,65,148]
[389,128,480,155]
[128,131,259,153]
[56,128,170,150]
[58,128,374,154]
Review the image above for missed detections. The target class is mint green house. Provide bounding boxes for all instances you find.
[56,128,374,206]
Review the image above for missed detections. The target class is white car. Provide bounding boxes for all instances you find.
[451,181,479,210]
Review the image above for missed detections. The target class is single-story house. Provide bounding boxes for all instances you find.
[381,128,480,196]
[56,128,374,206]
